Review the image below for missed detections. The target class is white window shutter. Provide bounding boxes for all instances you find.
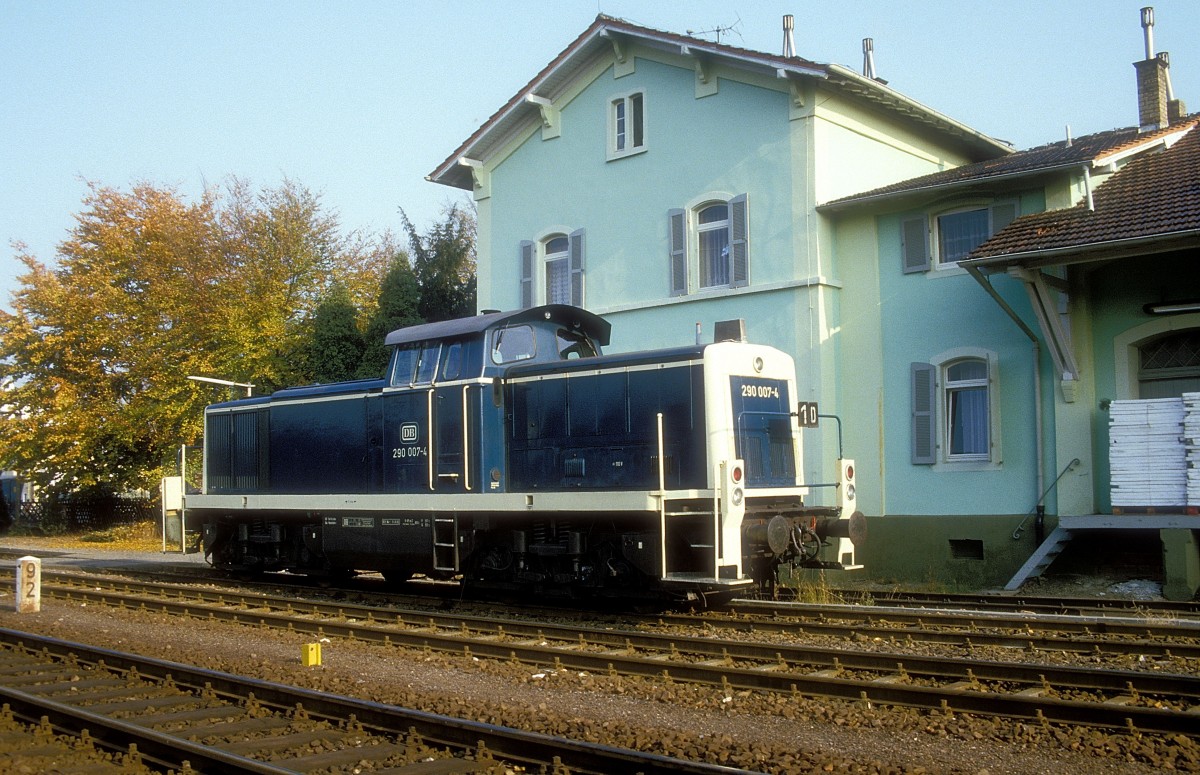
[519,240,534,309]
[730,193,749,288]
[568,229,585,307]
[911,362,936,464]
[668,208,687,296]
[901,216,930,274]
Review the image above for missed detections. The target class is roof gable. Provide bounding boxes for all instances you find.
[428,14,1010,191]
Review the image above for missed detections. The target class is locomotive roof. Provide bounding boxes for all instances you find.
[383,304,612,348]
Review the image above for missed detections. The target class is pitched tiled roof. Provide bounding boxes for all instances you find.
[822,122,1198,209]
[428,14,1009,190]
[968,122,1200,261]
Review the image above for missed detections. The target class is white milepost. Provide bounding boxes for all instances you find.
[16,556,41,613]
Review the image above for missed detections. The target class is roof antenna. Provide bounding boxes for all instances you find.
[782,14,795,57]
[862,38,876,79]
[687,15,742,45]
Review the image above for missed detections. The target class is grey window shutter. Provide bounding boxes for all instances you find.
[911,362,936,465]
[568,228,585,307]
[901,216,930,274]
[668,208,687,296]
[730,193,749,288]
[519,240,534,309]
[990,201,1017,234]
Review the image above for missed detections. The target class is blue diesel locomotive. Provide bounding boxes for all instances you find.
[186,305,865,604]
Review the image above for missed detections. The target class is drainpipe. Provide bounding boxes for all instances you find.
[964,265,1045,516]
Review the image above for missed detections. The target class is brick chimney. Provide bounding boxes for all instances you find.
[1135,53,1170,131]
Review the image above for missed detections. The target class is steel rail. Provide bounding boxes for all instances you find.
[812,589,1200,619]
[0,627,752,775]
[715,599,1200,640]
[23,579,1200,736]
[39,577,1200,700]
[25,568,1200,659]
[0,683,299,774]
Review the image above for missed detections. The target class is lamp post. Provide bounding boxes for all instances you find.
[186,375,254,397]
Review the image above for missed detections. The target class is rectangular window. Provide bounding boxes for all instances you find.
[609,92,645,159]
[937,208,989,265]
[904,201,1019,273]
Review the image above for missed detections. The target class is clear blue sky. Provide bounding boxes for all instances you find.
[2,1,1197,311]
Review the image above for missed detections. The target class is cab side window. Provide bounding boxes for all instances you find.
[415,342,440,384]
[389,345,419,386]
[557,328,597,359]
[440,341,463,380]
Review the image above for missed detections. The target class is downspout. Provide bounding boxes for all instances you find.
[964,265,1045,519]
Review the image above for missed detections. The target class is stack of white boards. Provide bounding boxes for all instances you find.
[1185,392,1200,506]
[1109,397,1186,508]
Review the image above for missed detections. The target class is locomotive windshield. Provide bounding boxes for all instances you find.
[491,325,536,364]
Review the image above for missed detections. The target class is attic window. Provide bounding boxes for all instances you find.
[609,91,645,160]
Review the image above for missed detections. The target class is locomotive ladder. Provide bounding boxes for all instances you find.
[432,516,459,572]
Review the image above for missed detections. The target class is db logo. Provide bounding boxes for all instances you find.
[400,423,419,443]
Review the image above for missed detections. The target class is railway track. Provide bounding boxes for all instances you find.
[0,627,744,774]
[813,588,1200,619]
[8,569,1200,738]
[20,567,1200,658]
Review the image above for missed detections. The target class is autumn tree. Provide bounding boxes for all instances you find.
[0,183,222,495]
[0,179,362,495]
[211,178,350,392]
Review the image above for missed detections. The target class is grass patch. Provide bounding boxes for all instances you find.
[1,521,162,552]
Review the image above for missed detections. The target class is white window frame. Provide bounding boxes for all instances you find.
[696,201,731,289]
[934,205,990,268]
[942,357,990,461]
[607,90,646,160]
[935,201,1018,269]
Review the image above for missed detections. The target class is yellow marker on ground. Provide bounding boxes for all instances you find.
[301,642,322,666]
